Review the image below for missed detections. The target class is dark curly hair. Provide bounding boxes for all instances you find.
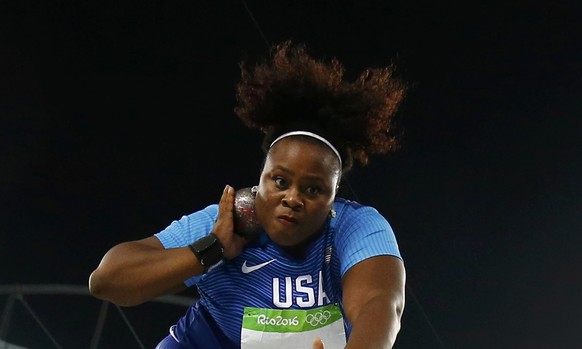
[235,40,407,175]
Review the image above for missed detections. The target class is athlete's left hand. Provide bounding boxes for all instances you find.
[312,338,324,349]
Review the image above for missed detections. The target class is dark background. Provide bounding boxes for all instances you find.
[1,1,581,348]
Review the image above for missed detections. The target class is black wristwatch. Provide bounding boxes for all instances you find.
[188,233,224,273]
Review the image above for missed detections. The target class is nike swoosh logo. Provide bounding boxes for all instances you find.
[241,259,276,274]
[169,325,180,343]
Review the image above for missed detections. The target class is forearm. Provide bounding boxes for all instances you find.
[89,240,202,306]
[345,295,403,349]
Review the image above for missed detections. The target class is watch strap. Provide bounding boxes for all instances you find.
[188,233,224,273]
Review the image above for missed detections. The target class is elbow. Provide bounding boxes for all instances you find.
[391,288,406,332]
[394,302,404,335]
[88,269,145,307]
[88,269,108,300]
[395,294,405,320]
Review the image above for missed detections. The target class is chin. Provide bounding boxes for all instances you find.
[266,234,293,246]
[265,230,300,247]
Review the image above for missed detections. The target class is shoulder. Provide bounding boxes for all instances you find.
[331,197,397,247]
[154,203,219,248]
[333,197,379,211]
[186,203,219,220]
[169,204,219,229]
[332,197,387,225]
[330,198,402,274]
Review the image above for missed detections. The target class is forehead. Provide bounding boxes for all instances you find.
[266,137,340,173]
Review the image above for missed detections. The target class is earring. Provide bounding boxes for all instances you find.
[329,209,336,218]
[251,186,258,197]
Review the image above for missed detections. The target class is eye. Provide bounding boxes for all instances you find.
[273,177,288,188]
[305,186,322,196]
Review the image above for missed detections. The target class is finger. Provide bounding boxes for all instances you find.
[215,185,246,259]
[218,185,234,216]
[312,338,324,349]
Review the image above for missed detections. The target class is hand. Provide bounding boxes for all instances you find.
[312,338,324,349]
[212,185,249,259]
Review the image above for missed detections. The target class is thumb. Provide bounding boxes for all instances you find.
[312,337,324,349]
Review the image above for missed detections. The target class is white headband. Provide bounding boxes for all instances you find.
[269,131,343,169]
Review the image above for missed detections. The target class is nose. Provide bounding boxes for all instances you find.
[281,190,304,210]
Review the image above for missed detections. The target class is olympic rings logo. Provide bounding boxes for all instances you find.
[306,310,331,326]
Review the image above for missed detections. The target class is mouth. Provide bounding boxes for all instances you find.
[277,214,298,225]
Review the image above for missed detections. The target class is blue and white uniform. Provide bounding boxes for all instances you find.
[154,198,402,349]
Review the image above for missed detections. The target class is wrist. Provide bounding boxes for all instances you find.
[188,233,224,273]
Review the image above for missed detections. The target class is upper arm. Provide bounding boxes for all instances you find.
[341,255,406,324]
[134,235,165,248]
[133,236,189,294]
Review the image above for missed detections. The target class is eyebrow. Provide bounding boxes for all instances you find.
[269,166,325,182]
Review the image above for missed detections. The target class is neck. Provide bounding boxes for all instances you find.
[280,222,328,259]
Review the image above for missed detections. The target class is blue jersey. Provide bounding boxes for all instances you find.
[155,198,402,348]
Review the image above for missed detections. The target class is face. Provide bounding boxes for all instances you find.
[254,137,341,247]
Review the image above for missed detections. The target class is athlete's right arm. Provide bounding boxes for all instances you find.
[88,236,203,306]
[89,186,247,307]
